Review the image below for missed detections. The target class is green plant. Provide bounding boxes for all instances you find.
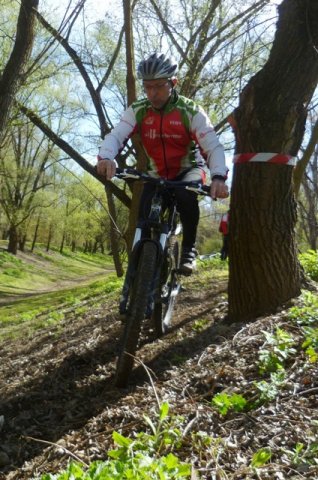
[251,448,272,468]
[288,291,318,326]
[47,311,65,323]
[282,441,318,466]
[192,318,210,332]
[302,327,318,363]
[75,305,88,316]
[190,431,225,469]
[299,250,318,281]
[0,251,22,267]
[258,328,296,374]
[254,370,286,403]
[3,267,25,278]
[198,255,227,271]
[211,392,247,416]
[35,403,193,479]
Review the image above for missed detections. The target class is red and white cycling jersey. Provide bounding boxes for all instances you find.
[99,92,227,180]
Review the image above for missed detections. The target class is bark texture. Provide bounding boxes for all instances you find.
[228,0,318,321]
[0,0,39,138]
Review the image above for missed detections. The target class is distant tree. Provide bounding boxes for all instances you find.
[298,148,318,250]
[0,119,58,254]
[293,112,318,250]
[228,0,318,321]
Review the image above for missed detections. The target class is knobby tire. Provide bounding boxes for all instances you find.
[115,241,158,388]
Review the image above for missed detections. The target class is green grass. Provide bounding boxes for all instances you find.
[0,276,123,340]
[0,245,115,294]
[0,245,123,339]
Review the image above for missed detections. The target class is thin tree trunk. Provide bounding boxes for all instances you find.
[60,231,66,254]
[31,214,41,252]
[105,186,124,277]
[0,0,39,138]
[19,234,27,252]
[46,224,53,252]
[8,225,18,255]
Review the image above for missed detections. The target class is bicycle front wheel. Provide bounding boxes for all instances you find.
[115,241,158,388]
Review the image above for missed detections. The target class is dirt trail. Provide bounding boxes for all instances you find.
[0,273,317,480]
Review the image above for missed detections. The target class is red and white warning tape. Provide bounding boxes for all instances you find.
[233,153,297,166]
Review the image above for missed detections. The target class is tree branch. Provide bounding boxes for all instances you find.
[34,9,109,137]
[18,103,131,209]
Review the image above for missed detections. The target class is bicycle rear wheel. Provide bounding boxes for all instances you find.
[115,241,158,387]
[153,238,180,337]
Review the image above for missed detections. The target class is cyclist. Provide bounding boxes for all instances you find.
[97,52,229,274]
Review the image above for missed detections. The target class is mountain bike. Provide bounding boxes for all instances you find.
[114,168,209,387]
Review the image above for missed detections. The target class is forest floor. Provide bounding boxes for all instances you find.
[0,259,318,480]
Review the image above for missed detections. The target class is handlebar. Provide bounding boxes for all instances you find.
[115,168,210,196]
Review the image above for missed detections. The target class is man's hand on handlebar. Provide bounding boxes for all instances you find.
[210,178,229,200]
[96,157,117,180]
[96,161,229,200]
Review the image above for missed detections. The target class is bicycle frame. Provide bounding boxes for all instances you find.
[119,182,179,317]
[116,168,209,318]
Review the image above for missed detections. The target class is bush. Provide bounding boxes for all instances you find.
[299,250,318,282]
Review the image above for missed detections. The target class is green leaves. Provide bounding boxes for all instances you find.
[258,327,296,374]
[112,431,133,448]
[254,370,286,403]
[251,448,272,468]
[302,327,318,363]
[37,403,191,480]
[288,292,318,363]
[299,250,318,282]
[288,291,318,326]
[211,392,247,416]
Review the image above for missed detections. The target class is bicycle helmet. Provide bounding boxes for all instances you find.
[137,52,178,80]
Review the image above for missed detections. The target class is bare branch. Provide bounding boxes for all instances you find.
[18,103,131,209]
[34,9,109,137]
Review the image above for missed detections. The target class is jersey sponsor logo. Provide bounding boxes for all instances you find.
[144,116,155,125]
[145,130,182,140]
[145,129,158,139]
[162,133,182,139]
[169,120,182,126]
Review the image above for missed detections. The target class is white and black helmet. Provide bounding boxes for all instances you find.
[137,52,178,80]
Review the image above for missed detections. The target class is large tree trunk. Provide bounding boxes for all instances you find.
[229,163,299,319]
[0,0,39,138]
[228,0,318,321]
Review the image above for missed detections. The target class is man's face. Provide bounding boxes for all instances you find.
[143,79,173,109]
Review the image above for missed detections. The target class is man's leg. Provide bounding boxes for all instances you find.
[175,167,206,274]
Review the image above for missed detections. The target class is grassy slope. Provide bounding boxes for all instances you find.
[0,245,124,337]
[0,246,228,340]
[0,245,115,293]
